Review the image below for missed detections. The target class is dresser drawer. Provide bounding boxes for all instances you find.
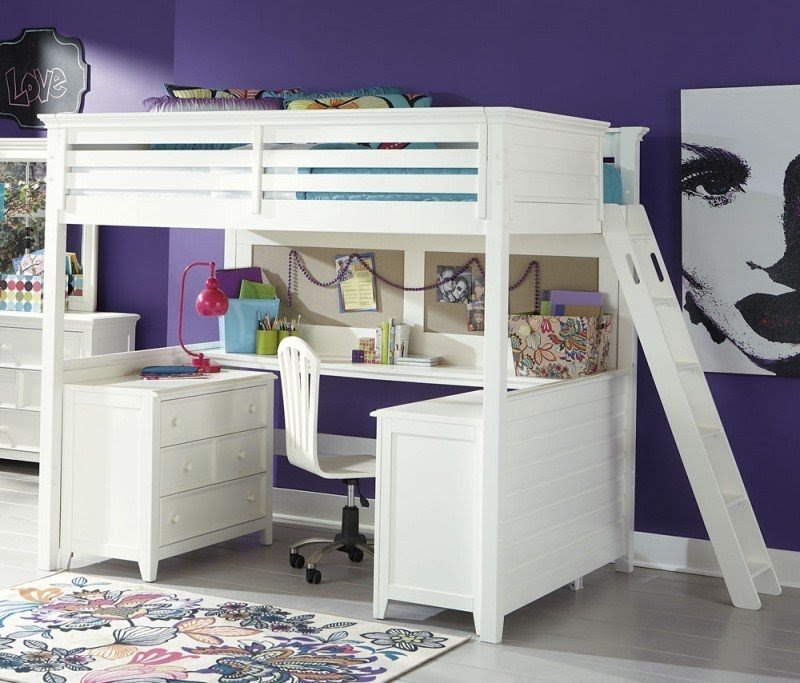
[0,407,40,450]
[159,474,267,546]
[0,368,16,408]
[160,439,215,496]
[0,328,41,366]
[0,328,82,366]
[160,386,268,447]
[216,429,267,483]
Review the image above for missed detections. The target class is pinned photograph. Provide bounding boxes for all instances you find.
[471,275,485,305]
[436,265,471,303]
[467,303,485,331]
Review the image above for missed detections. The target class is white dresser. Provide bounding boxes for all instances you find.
[0,311,139,463]
[60,368,275,581]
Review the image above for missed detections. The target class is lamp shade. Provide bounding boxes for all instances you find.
[196,276,228,316]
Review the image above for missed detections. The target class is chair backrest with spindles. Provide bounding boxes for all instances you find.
[277,336,325,476]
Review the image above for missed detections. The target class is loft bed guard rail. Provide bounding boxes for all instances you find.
[40,107,612,235]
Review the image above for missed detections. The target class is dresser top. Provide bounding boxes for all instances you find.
[64,368,275,398]
[0,310,140,330]
[371,389,484,426]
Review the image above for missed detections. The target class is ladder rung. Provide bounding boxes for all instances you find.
[629,234,654,244]
[749,562,771,580]
[676,361,702,373]
[722,491,748,510]
[652,296,675,306]
[699,425,723,439]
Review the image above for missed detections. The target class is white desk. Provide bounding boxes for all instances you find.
[371,371,632,642]
[60,368,275,581]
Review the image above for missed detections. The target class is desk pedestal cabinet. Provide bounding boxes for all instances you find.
[0,311,138,463]
[60,370,275,581]
[372,372,633,642]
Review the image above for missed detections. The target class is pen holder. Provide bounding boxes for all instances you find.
[256,329,279,355]
[277,330,299,347]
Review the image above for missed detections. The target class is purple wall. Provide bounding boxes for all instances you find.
[1,0,175,349]
[169,0,800,552]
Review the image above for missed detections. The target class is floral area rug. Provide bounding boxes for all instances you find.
[0,574,466,682]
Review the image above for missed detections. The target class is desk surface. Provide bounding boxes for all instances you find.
[371,390,484,426]
[205,347,556,389]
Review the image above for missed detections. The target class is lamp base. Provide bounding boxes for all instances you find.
[190,355,223,373]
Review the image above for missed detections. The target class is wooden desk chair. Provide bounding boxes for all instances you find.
[277,336,375,584]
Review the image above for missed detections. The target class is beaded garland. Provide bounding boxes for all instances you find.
[287,249,541,311]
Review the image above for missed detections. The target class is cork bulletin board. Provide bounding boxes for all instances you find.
[252,245,597,334]
[252,245,405,327]
[424,252,598,334]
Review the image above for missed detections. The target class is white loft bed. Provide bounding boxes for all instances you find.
[38,107,648,643]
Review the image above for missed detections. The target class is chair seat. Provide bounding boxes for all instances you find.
[315,454,375,479]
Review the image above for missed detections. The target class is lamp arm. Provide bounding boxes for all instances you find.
[178,260,216,361]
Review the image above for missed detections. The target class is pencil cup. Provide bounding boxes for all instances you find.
[256,330,278,355]
[277,330,299,347]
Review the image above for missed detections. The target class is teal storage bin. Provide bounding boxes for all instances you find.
[219,298,280,353]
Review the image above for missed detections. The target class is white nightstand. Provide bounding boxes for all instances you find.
[60,368,275,581]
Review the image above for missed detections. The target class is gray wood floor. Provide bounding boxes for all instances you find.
[1,463,798,681]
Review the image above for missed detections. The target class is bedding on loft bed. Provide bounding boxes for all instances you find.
[141,87,626,204]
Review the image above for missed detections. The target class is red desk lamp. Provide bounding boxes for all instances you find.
[178,260,228,373]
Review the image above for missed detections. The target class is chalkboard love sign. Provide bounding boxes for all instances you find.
[0,28,89,129]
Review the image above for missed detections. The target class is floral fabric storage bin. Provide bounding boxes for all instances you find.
[508,314,612,379]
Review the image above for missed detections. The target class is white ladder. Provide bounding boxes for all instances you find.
[603,204,781,609]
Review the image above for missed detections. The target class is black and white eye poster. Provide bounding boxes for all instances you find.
[0,27,89,129]
[682,85,800,376]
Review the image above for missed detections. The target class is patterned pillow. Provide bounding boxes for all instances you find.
[144,96,283,112]
[285,93,432,111]
[164,83,300,99]
[282,86,403,102]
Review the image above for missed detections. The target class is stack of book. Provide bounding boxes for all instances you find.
[395,354,442,367]
[374,319,411,365]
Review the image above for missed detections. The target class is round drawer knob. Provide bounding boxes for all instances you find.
[171,513,181,525]
[248,404,257,414]
[0,344,10,352]
[183,462,193,473]
[0,425,7,433]
[246,494,256,503]
[171,417,181,427]
[237,450,246,460]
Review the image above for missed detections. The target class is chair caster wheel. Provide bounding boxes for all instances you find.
[306,568,321,584]
[348,548,364,563]
[289,553,305,569]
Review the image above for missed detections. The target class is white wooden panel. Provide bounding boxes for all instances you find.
[159,474,267,546]
[502,532,623,614]
[510,125,600,154]
[504,450,625,519]
[216,429,268,482]
[387,427,476,601]
[68,169,249,192]
[508,203,601,234]
[160,439,216,496]
[511,170,599,203]
[261,124,481,145]
[507,373,628,418]
[63,196,484,234]
[503,479,622,540]
[509,145,597,175]
[160,386,268,446]
[68,149,251,169]
[506,500,623,567]
[69,127,254,145]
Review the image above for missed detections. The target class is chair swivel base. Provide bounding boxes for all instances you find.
[289,505,373,584]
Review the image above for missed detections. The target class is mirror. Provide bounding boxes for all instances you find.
[0,138,96,311]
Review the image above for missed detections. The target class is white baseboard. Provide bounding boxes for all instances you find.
[634,531,800,589]
[274,430,800,589]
